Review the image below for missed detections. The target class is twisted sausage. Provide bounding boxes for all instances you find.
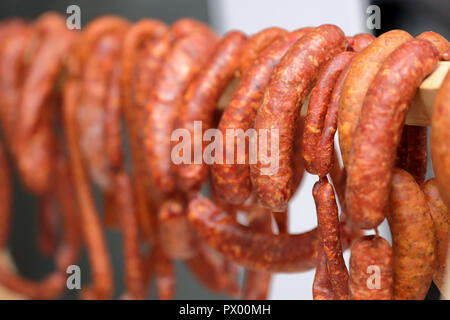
[313,178,349,299]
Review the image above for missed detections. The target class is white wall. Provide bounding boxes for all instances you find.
[207,0,378,300]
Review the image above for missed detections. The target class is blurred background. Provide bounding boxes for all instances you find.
[0,0,448,300]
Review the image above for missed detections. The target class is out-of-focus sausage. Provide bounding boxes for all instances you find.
[239,27,287,75]
[422,178,449,292]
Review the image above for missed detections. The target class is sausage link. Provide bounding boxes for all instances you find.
[188,195,356,272]
[346,33,375,52]
[170,18,217,40]
[417,31,450,61]
[102,63,124,228]
[313,246,334,300]
[272,209,288,234]
[315,56,355,177]
[188,195,318,272]
[154,245,175,300]
[239,27,287,75]
[53,155,82,272]
[185,245,240,297]
[388,168,436,300]
[312,179,334,300]
[158,198,197,260]
[37,193,57,256]
[77,33,123,191]
[63,51,114,299]
[338,30,412,168]
[212,28,312,205]
[313,178,349,299]
[243,204,273,300]
[115,172,145,300]
[0,155,81,299]
[422,178,449,292]
[0,22,29,153]
[395,125,428,184]
[121,19,171,244]
[251,24,346,211]
[103,190,118,228]
[0,141,11,249]
[16,15,75,194]
[175,31,247,193]
[349,235,393,300]
[302,51,355,175]
[431,70,450,208]
[144,29,218,197]
[346,39,439,229]
[292,116,306,195]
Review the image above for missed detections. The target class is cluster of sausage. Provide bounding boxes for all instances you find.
[0,12,449,300]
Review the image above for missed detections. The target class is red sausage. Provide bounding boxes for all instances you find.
[251,24,346,211]
[175,31,247,193]
[212,28,313,205]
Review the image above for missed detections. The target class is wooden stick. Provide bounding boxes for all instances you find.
[406,61,449,126]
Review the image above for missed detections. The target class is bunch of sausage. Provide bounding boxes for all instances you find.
[0,12,449,300]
